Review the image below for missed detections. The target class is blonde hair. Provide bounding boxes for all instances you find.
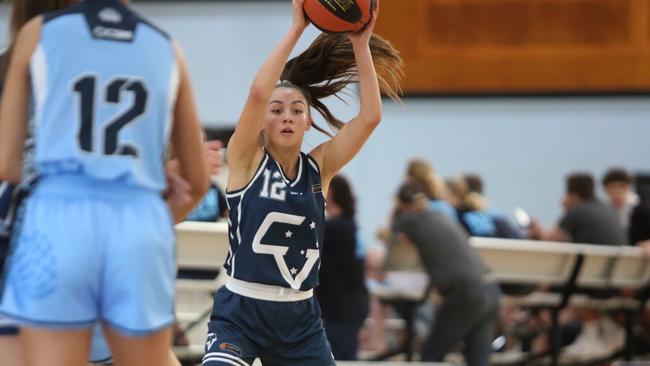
[446,177,487,211]
[406,159,445,200]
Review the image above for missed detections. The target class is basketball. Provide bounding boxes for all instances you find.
[303,0,376,33]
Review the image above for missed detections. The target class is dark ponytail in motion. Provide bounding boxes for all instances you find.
[280,33,403,137]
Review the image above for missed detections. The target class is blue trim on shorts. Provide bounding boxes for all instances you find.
[0,326,19,335]
[103,318,175,337]
[89,356,114,364]
[0,310,96,329]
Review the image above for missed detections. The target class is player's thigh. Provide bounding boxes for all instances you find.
[0,333,25,366]
[102,323,176,366]
[21,326,92,366]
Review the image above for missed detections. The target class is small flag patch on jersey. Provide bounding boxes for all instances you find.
[312,184,322,193]
[219,342,243,357]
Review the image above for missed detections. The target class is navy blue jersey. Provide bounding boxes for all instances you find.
[0,183,14,242]
[0,75,8,244]
[225,151,325,291]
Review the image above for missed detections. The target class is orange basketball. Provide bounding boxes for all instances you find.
[303,0,376,33]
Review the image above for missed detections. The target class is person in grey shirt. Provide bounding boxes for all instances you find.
[528,173,627,361]
[392,181,500,366]
[530,173,627,245]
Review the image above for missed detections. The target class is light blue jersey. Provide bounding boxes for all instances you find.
[32,0,178,191]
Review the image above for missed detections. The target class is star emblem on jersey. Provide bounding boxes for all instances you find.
[285,230,293,238]
[253,212,321,290]
[301,250,305,255]
[206,332,218,351]
[310,222,316,229]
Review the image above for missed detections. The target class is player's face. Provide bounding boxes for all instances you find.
[263,87,311,148]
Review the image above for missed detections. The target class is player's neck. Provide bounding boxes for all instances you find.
[266,145,301,180]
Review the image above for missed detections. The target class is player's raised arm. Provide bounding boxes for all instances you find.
[227,0,308,191]
[312,12,382,185]
[308,7,403,190]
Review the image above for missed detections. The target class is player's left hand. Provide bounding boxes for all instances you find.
[164,166,192,207]
[349,0,378,45]
[203,140,223,176]
[292,0,309,31]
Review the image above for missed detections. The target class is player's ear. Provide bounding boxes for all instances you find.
[306,115,313,131]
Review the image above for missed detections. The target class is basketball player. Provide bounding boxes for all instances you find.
[0,0,208,365]
[1,2,101,365]
[202,1,402,365]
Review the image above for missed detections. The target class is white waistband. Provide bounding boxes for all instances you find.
[225,276,313,302]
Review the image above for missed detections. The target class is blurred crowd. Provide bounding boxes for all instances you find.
[313,160,650,364]
[190,144,650,364]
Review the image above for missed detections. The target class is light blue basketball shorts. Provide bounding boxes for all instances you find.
[0,175,176,336]
[0,313,18,335]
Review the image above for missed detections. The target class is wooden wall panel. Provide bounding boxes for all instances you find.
[374,0,650,94]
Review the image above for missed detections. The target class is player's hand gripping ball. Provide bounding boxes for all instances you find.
[303,0,376,33]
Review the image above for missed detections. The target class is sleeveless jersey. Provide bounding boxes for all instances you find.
[0,182,14,242]
[225,151,326,291]
[32,0,178,192]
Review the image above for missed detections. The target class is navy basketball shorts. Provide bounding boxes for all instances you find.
[203,286,335,366]
[0,236,19,336]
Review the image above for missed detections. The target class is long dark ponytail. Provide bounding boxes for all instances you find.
[280,33,403,137]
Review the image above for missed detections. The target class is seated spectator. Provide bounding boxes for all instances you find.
[631,174,650,247]
[464,173,523,239]
[528,172,627,361]
[529,173,626,245]
[602,167,638,234]
[631,205,650,247]
[186,181,227,222]
[446,177,500,237]
[316,175,369,361]
[392,181,500,366]
[406,159,457,220]
[170,140,227,222]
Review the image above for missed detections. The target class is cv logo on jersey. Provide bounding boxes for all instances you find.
[252,212,319,290]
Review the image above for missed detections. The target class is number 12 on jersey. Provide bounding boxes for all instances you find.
[73,75,148,158]
[260,169,287,201]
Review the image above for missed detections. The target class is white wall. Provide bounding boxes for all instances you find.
[345,98,650,244]
[2,2,650,244]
